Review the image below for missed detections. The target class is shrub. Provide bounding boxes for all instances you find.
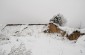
[50,14,67,26]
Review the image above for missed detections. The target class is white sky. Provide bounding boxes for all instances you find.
[0,0,85,28]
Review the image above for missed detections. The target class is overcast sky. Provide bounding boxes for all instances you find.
[0,0,85,28]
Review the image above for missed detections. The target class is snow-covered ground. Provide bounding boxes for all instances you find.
[0,25,85,55]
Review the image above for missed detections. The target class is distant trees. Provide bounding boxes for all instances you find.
[50,14,67,26]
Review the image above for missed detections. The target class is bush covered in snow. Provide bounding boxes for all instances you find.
[50,14,67,26]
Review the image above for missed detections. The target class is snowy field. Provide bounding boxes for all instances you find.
[0,25,85,55]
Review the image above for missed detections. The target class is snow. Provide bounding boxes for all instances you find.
[0,25,85,55]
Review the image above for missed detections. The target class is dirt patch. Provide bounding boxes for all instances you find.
[44,23,66,36]
[44,23,85,40]
[67,30,85,40]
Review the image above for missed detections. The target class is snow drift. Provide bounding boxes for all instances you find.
[0,25,85,55]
